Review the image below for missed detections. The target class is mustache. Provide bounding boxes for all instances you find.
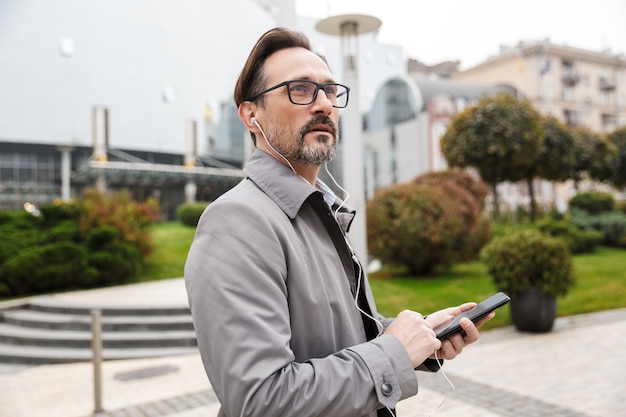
[300,115,337,137]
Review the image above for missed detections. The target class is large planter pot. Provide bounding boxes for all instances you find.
[510,288,557,333]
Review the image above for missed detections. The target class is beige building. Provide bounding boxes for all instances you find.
[453,40,626,133]
[450,41,626,208]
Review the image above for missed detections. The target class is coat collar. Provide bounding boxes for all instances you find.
[243,149,356,232]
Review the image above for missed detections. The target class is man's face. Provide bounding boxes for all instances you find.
[255,47,340,165]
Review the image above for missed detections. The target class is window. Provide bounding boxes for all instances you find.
[601,91,609,105]
[563,87,574,101]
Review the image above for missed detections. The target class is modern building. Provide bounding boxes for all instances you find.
[0,0,275,217]
[362,75,516,199]
[0,0,408,217]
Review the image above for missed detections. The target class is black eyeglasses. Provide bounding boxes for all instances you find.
[247,80,350,108]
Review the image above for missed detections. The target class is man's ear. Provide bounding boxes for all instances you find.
[238,102,258,131]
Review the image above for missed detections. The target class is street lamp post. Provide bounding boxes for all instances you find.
[316,14,381,265]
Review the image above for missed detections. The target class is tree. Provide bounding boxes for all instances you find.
[536,116,575,182]
[608,126,626,189]
[441,93,543,219]
[571,127,618,189]
[522,116,576,220]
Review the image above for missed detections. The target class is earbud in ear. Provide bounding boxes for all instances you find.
[250,117,257,125]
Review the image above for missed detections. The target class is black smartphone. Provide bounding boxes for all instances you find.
[433,292,510,339]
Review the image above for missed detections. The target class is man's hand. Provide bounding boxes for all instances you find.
[384,310,441,368]
[426,303,495,360]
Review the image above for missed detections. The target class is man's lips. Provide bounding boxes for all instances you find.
[307,124,334,134]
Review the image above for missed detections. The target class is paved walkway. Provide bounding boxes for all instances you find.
[1,278,624,417]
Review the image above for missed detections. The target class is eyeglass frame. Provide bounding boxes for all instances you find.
[246,79,350,108]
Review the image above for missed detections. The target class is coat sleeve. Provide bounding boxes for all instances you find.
[184,198,418,417]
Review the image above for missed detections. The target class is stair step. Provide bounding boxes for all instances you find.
[0,342,199,364]
[2,309,194,331]
[0,296,198,365]
[0,323,197,348]
[28,297,191,316]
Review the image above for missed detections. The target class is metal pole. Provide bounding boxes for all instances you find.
[59,146,72,201]
[91,309,103,414]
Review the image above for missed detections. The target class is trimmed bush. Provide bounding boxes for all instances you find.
[535,217,602,254]
[570,208,626,248]
[0,189,161,296]
[413,170,490,261]
[177,202,210,227]
[569,191,615,215]
[78,189,161,257]
[367,170,490,275]
[481,229,575,297]
[0,242,91,295]
[413,169,489,211]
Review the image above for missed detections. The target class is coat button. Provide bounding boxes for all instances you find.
[381,382,393,396]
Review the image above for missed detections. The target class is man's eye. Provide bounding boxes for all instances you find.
[324,86,338,96]
[291,83,313,94]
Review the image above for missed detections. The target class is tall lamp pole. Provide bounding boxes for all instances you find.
[316,14,381,265]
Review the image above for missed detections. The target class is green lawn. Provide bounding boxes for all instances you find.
[136,222,197,281]
[144,222,626,329]
[369,246,626,330]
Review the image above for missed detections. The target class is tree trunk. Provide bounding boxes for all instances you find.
[491,182,500,221]
[526,176,537,222]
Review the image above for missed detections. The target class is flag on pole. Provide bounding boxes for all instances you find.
[540,59,551,76]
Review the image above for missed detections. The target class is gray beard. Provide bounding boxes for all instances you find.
[291,132,337,165]
[266,117,338,165]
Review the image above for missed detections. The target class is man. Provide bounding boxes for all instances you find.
[185,27,493,417]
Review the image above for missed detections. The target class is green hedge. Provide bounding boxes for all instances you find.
[570,209,626,248]
[0,189,160,297]
[535,217,603,254]
[177,202,210,227]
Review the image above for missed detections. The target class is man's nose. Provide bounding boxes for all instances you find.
[311,89,333,115]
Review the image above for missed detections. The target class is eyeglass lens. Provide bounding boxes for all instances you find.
[287,81,348,108]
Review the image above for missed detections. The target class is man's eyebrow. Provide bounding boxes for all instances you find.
[292,76,338,84]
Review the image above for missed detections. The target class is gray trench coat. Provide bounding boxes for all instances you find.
[185,149,419,417]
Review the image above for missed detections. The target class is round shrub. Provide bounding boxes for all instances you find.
[367,179,479,275]
[481,229,575,297]
[177,202,210,227]
[413,170,490,260]
[569,191,615,215]
[414,169,490,211]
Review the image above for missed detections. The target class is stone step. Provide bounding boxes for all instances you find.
[0,297,198,365]
[0,342,199,365]
[27,297,191,316]
[1,309,194,331]
[0,323,197,349]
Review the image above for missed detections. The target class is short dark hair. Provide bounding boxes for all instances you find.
[233,27,312,107]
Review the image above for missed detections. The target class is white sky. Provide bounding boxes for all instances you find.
[296,0,626,70]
